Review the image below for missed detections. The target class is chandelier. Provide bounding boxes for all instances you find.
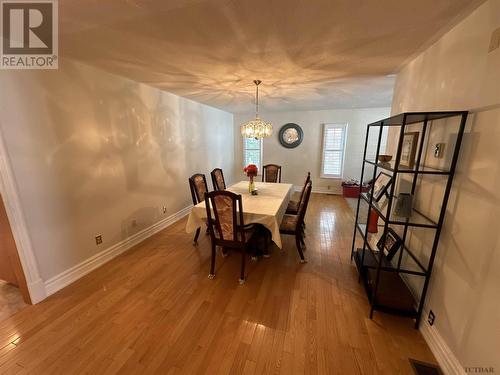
[240,80,273,138]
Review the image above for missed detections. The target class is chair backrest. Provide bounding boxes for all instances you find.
[262,164,282,183]
[298,172,311,204]
[211,168,226,191]
[188,173,208,205]
[297,182,312,226]
[205,190,246,244]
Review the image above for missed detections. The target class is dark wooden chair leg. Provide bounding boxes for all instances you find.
[208,242,216,279]
[295,234,307,263]
[193,227,201,244]
[239,245,246,284]
[263,230,270,258]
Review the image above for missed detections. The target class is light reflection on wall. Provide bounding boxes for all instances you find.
[0,59,235,280]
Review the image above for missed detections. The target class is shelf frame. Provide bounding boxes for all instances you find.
[366,111,468,127]
[353,249,418,317]
[363,159,450,175]
[360,192,439,228]
[350,111,468,328]
[355,224,427,275]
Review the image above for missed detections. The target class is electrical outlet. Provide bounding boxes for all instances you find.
[163,206,167,214]
[428,310,435,326]
[95,235,103,245]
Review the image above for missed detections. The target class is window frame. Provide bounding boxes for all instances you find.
[320,123,348,179]
[242,137,263,175]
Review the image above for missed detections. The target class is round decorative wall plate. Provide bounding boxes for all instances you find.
[279,123,303,148]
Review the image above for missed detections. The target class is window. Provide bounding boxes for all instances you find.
[321,123,347,178]
[243,137,262,172]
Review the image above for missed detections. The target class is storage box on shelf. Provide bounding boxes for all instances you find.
[350,111,468,328]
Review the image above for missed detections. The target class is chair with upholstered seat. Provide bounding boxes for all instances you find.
[205,190,256,284]
[286,172,311,215]
[211,168,226,190]
[262,164,282,183]
[188,173,209,243]
[280,181,312,263]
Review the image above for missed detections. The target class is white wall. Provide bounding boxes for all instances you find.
[389,0,500,372]
[234,107,390,193]
[0,60,234,283]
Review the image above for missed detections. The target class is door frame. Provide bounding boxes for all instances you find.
[0,128,46,303]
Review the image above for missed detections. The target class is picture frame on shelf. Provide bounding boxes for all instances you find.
[376,227,402,261]
[394,193,413,218]
[400,131,419,169]
[369,172,392,202]
[377,193,389,210]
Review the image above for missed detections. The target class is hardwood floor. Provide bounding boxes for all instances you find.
[0,281,26,323]
[0,194,436,374]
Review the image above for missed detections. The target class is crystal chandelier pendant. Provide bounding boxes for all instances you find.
[240,80,273,139]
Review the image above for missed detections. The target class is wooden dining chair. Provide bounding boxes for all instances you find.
[286,172,311,215]
[205,190,256,284]
[188,173,209,243]
[262,164,282,183]
[211,168,226,191]
[279,181,312,263]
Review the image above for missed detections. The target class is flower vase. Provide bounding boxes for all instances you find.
[367,209,379,233]
[248,176,255,193]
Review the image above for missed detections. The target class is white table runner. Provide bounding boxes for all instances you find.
[185,181,294,248]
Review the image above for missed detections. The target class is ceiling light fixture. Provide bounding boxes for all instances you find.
[240,80,272,139]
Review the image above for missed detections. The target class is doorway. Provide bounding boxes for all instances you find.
[0,194,30,321]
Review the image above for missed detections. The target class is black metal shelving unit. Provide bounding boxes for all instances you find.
[350,111,468,328]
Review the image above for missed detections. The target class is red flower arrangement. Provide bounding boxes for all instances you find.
[244,164,258,194]
[243,164,258,177]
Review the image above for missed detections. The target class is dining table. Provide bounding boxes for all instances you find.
[185,181,294,248]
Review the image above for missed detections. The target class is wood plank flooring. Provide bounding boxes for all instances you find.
[0,281,26,323]
[0,194,436,374]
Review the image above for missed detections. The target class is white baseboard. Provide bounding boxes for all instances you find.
[293,185,341,195]
[27,278,47,303]
[419,312,465,375]
[44,205,192,296]
[312,187,341,195]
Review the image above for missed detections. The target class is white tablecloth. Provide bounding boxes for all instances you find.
[185,181,294,248]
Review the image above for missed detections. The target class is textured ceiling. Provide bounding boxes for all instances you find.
[59,0,484,113]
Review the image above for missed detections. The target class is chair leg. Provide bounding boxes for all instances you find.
[239,246,246,284]
[208,242,216,279]
[295,234,307,263]
[263,230,270,258]
[193,227,201,244]
[300,235,306,249]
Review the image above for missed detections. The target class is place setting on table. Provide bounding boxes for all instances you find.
[185,164,312,284]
